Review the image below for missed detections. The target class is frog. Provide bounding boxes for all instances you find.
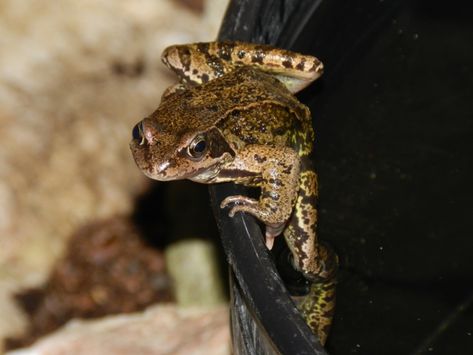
[130,41,338,345]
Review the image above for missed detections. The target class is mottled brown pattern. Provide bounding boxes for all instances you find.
[161,41,324,94]
[130,41,337,345]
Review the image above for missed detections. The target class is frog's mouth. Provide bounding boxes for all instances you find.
[188,167,221,183]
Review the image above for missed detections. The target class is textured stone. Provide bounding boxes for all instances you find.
[0,0,228,349]
[166,239,226,307]
[7,305,230,355]
[5,217,173,350]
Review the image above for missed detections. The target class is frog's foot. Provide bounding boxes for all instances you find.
[220,195,285,250]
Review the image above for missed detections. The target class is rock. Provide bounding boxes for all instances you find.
[0,0,228,348]
[166,239,226,307]
[6,305,230,355]
[5,217,173,351]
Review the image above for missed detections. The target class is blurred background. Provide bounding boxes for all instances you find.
[0,0,230,353]
[2,1,472,354]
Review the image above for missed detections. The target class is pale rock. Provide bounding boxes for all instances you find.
[7,305,230,355]
[0,0,229,348]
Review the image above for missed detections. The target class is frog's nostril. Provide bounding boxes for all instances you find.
[132,122,145,144]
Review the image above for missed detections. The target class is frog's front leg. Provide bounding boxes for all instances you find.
[219,145,300,248]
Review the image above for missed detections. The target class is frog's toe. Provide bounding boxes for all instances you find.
[220,195,258,212]
[226,204,261,219]
[265,234,276,250]
[264,223,285,250]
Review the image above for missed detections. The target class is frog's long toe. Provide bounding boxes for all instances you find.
[220,195,258,217]
[265,234,276,250]
[264,222,285,249]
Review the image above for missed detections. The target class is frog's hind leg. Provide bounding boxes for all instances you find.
[294,250,337,345]
[283,158,338,345]
[161,42,323,93]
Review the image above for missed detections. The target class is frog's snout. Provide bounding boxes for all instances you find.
[131,120,160,147]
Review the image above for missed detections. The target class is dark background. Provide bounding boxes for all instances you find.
[291,1,473,353]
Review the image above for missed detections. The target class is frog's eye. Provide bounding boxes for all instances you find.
[187,135,207,160]
[132,122,146,146]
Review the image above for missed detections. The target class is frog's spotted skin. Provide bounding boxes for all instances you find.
[284,161,338,344]
[162,41,324,94]
[130,41,337,345]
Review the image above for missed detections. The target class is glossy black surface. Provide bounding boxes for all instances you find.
[296,1,473,354]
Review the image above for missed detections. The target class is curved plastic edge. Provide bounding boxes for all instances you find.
[213,1,329,353]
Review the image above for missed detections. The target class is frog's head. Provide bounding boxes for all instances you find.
[130,117,234,182]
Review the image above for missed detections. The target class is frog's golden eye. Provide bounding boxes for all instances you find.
[132,122,146,146]
[187,135,207,160]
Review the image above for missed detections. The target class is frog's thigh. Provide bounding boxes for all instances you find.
[221,145,300,226]
[217,42,324,93]
[162,42,323,92]
[162,42,230,86]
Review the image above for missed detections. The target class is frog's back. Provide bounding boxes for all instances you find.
[214,67,315,155]
[153,66,314,154]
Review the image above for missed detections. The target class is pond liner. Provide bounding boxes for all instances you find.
[212,1,328,354]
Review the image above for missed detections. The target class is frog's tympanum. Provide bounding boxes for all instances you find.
[130,41,338,345]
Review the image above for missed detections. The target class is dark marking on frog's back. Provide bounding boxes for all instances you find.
[218,42,235,61]
[254,154,267,163]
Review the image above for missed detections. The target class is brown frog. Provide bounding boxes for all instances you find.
[130,41,337,345]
